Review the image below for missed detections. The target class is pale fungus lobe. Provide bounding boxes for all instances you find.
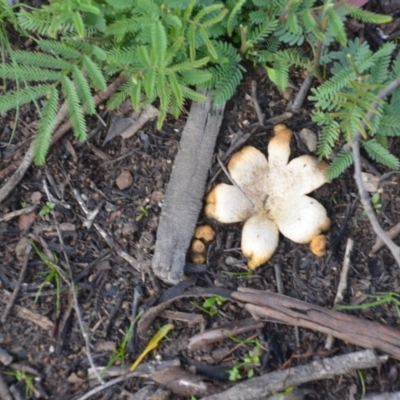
[205,124,331,270]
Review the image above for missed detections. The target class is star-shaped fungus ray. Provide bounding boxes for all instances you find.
[205,124,331,270]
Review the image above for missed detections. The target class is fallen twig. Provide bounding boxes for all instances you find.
[290,73,314,111]
[81,360,180,400]
[0,205,37,223]
[187,318,264,352]
[128,286,143,353]
[1,243,31,323]
[351,77,400,267]
[251,80,265,125]
[201,349,387,400]
[0,291,53,330]
[51,208,104,385]
[0,77,124,203]
[370,221,400,255]
[325,238,353,349]
[232,287,400,360]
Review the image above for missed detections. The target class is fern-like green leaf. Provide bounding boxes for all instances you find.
[72,67,96,114]
[0,85,52,113]
[265,62,288,91]
[38,40,81,59]
[326,150,353,179]
[227,0,245,36]
[377,114,400,136]
[168,72,183,109]
[211,64,244,104]
[362,139,400,169]
[326,8,346,46]
[129,80,141,110]
[200,27,218,59]
[180,69,212,85]
[169,57,210,73]
[61,76,87,141]
[342,4,392,24]
[107,81,132,110]
[0,64,60,81]
[156,72,170,129]
[144,68,157,101]
[181,85,208,102]
[82,55,107,90]
[151,22,167,68]
[249,18,278,43]
[315,117,341,159]
[11,51,71,69]
[34,87,59,165]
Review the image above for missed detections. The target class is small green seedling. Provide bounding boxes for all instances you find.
[39,202,55,217]
[227,347,262,381]
[31,241,63,318]
[191,296,227,317]
[335,291,400,318]
[363,192,382,217]
[371,192,382,211]
[6,369,35,399]
[105,312,142,372]
[135,205,149,221]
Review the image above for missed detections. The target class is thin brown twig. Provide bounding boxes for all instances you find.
[370,221,400,255]
[351,76,400,268]
[325,238,353,349]
[52,211,105,385]
[251,80,264,125]
[0,77,124,203]
[290,74,314,111]
[1,244,32,323]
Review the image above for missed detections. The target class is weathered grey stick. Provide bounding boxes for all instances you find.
[201,350,387,400]
[152,95,226,284]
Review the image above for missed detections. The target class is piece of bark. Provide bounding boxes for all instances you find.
[152,366,222,398]
[152,94,226,284]
[188,318,264,352]
[0,291,53,332]
[232,288,400,361]
[201,350,387,400]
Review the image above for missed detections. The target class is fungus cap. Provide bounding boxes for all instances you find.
[205,124,330,269]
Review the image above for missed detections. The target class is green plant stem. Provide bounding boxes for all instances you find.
[311,38,324,82]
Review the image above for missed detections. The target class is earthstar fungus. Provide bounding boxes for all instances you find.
[205,124,331,270]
